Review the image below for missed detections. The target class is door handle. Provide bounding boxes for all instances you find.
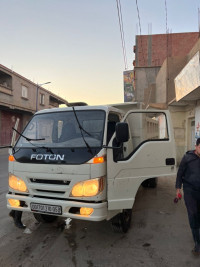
[166,158,175,165]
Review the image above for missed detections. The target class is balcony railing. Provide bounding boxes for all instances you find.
[0,84,12,95]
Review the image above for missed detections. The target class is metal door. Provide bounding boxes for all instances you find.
[107,110,176,210]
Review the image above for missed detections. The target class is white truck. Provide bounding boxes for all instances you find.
[7,102,176,232]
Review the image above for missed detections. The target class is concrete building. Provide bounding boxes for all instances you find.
[154,38,200,163]
[171,40,200,163]
[0,64,68,146]
[133,32,200,164]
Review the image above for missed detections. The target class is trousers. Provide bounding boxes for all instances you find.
[184,186,200,229]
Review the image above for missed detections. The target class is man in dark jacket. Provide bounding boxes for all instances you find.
[176,137,200,255]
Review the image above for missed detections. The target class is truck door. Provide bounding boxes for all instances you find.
[107,110,176,210]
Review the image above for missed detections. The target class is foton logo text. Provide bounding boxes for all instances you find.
[31,154,65,161]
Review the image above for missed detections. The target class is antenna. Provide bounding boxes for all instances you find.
[136,23,138,35]
[148,23,152,35]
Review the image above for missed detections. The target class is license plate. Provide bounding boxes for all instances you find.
[30,203,62,215]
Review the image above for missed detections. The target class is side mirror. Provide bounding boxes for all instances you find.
[115,122,129,143]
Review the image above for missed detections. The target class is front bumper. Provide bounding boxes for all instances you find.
[6,193,108,222]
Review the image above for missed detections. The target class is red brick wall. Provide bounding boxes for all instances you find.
[136,32,199,67]
[136,35,149,66]
[0,111,22,146]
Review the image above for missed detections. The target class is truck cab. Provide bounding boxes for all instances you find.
[7,103,176,232]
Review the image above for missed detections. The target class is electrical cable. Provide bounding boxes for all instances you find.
[165,0,169,106]
[135,0,142,36]
[135,0,152,108]
[116,0,128,70]
[118,0,127,69]
[165,0,168,34]
[135,0,146,67]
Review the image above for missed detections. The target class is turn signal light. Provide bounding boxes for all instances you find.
[8,199,20,207]
[9,155,15,162]
[93,156,105,164]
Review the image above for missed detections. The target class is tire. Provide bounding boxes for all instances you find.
[142,178,157,188]
[111,209,132,233]
[33,213,58,223]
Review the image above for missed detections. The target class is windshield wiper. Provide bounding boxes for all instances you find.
[72,107,93,155]
[0,145,16,156]
[0,145,12,149]
[12,127,45,142]
[12,127,54,154]
[72,107,92,137]
[0,128,35,152]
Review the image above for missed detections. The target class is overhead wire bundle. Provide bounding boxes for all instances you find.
[116,0,128,70]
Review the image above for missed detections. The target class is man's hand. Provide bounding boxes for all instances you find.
[174,188,182,203]
[176,188,182,199]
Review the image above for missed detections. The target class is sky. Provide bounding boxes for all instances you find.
[1,0,200,105]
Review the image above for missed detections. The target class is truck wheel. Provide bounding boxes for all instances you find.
[33,213,58,223]
[142,178,157,188]
[111,209,132,233]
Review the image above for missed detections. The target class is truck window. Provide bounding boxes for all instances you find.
[14,110,106,165]
[25,119,54,143]
[106,113,120,145]
[120,112,168,160]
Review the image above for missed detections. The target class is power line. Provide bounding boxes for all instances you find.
[198,8,200,36]
[116,0,128,70]
[165,0,168,34]
[135,0,142,36]
[165,0,169,106]
[135,0,146,66]
[135,0,152,108]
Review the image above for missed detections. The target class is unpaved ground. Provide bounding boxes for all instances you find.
[0,149,200,267]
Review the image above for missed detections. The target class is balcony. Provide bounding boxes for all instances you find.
[0,70,12,95]
[0,84,12,95]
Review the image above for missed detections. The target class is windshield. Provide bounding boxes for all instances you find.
[15,110,105,149]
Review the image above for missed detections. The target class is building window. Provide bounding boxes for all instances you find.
[40,93,45,105]
[22,85,28,98]
[0,70,12,90]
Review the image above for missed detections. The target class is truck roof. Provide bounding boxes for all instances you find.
[35,104,125,115]
[35,102,166,116]
[110,102,143,113]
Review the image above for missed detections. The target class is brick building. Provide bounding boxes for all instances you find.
[0,64,68,146]
[133,32,199,105]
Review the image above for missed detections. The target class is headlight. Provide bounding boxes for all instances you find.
[9,174,28,192]
[70,177,104,197]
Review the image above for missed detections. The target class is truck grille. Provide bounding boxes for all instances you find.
[30,178,70,185]
[29,178,71,197]
[36,189,65,194]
